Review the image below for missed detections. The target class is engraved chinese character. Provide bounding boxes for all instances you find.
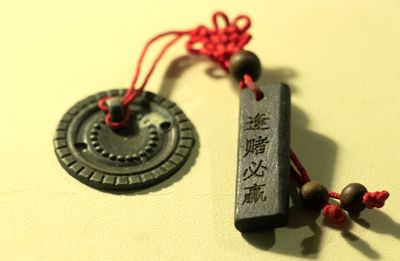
[242,183,267,205]
[244,135,269,157]
[245,113,270,131]
[242,160,268,181]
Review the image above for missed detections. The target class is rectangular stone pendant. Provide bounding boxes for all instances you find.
[235,83,291,232]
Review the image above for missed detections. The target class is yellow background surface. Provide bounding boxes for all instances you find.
[1,1,399,260]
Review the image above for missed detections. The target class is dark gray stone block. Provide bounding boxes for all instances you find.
[235,83,291,232]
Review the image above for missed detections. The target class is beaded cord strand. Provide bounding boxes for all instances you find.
[291,150,389,223]
[98,11,390,224]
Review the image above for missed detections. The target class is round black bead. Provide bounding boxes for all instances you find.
[340,183,368,213]
[300,181,329,209]
[229,50,262,82]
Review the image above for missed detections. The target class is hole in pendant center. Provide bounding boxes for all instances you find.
[160,121,171,131]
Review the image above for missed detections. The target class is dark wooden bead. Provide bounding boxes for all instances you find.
[230,50,262,82]
[300,181,329,208]
[340,183,368,213]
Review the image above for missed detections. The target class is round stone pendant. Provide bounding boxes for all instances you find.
[54,89,195,191]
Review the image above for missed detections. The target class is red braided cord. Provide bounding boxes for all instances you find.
[240,74,264,100]
[98,11,254,129]
[291,156,346,223]
[123,31,188,107]
[291,150,339,200]
[290,166,305,185]
[291,149,390,224]
[290,149,311,185]
[96,11,391,224]
[322,204,346,224]
[328,191,341,199]
[186,11,251,71]
[363,191,390,209]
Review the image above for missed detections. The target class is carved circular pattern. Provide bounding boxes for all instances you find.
[89,119,160,163]
[53,89,195,191]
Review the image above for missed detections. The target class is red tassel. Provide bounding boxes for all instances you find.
[363,191,390,209]
[322,204,346,224]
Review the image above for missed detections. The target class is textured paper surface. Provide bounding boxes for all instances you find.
[1,1,399,260]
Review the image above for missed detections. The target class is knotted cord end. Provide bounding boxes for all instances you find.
[98,97,130,129]
[322,204,346,224]
[363,191,390,209]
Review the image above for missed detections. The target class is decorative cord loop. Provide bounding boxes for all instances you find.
[363,191,390,209]
[99,11,253,129]
[186,11,252,71]
[240,74,264,101]
[98,96,131,128]
[95,11,391,227]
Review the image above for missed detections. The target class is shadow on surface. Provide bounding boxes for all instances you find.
[353,209,400,240]
[321,211,388,259]
[237,67,338,258]
[242,181,322,254]
[337,208,400,259]
[159,55,224,98]
[158,55,396,259]
[158,56,337,257]
[125,55,394,259]
[239,67,397,259]
[341,231,380,259]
